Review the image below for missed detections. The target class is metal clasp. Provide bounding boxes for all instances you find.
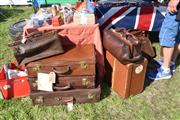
[35,96,43,104]
[80,62,88,69]
[33,64,41,72]
[82,78,90,87]
[32,80,38,88]
[88,93,96,100]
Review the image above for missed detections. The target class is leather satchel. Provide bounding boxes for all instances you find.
[9,30,64,65]
[103,28,142,64]
[128,29,155,57]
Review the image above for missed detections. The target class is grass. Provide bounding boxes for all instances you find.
[0,6,180,120]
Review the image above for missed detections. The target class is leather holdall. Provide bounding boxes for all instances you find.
[127,29,155,57]
[9,30,64,65]
[103,28,142,64]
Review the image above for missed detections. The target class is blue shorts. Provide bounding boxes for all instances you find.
[159,11,180,47]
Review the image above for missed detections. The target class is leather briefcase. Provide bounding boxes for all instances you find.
[26,45,96,90]
[103,28,142,64]
[105,51,147,98]
[30,85,101,105]
[9,30,64,65]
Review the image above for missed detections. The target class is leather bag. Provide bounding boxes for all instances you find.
[103,28,142,64]
[127,30,155,57]
[9,30,64,65]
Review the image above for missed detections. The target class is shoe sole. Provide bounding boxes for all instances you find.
[148,75,172,81]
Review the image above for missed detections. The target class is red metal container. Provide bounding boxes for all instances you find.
[0,62,30,99]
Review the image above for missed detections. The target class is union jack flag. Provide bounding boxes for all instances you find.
[95,5,167,31]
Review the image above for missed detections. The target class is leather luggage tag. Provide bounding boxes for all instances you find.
[37,72,56,91]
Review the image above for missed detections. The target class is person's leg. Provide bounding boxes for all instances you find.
[162,47,174,68]
[171,43,180,62]
[148,11,179,80]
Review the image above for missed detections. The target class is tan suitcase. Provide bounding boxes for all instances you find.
[105,51,148,98]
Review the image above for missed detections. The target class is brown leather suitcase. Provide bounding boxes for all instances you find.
[28,75,96,92]
[9,30,64,65]
[105,51,148,98]
[26,45,96,78]
[26,45,96,90]
[30,86,101,105]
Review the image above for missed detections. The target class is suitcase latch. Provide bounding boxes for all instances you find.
[35,96,43,104]
[80,62,88,69]
[32,80,38,88]
[82,78,90,87]
[88,93,96,100]
[33,65,41,72]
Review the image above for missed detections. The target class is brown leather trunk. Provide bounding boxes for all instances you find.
[26,45,96,90]
[28,75,96,92]
[30,86,101,105]
[105,51,148,98]
[26,45,96,78]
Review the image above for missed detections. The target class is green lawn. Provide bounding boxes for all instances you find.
[0,6,180,120]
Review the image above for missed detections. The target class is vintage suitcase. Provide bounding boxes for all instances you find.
[28,75,96,92]
[105,51,148,98]
[9,30,64,65]
[26,45,96,90]
[30,86,101,105]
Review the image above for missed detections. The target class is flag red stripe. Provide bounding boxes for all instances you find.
[137,6,154,30]
[101,6,129,30]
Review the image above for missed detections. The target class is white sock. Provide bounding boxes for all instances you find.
[161,66,170,73]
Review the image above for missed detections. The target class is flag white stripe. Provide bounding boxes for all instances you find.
[98,7,123,26]
[134,7,140,29]
[149,7,156,31]
[105,7,136,30]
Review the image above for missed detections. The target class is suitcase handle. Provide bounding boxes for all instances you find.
[55,96,74,103]
[52,66,70,74]
[53,83,71,91]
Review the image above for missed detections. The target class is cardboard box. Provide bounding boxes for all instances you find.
[73,13,95,25]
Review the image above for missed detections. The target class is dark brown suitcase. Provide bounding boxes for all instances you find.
[9,30,64,65]
[26,45,96,78]
[30,86,101,105]
[28,75,96,92]
[26,45,96,90]
[105,51,148,98]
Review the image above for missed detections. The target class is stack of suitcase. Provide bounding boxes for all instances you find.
[26,45,101,105]
[103,28,150,98]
